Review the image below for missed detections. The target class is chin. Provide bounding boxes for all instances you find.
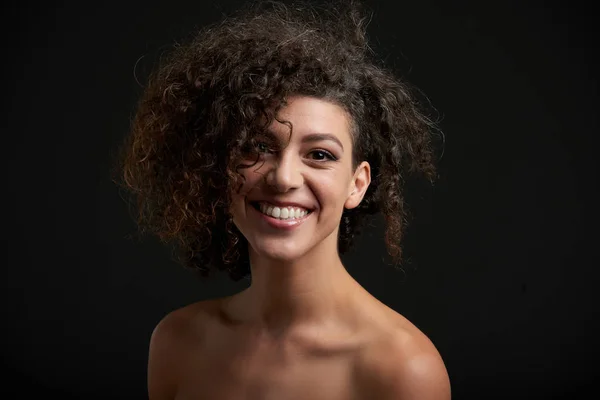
[249,240,310,263]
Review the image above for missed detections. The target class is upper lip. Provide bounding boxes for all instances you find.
[250,199,315,210]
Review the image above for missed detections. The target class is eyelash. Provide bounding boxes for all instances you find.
[255,142,337,161]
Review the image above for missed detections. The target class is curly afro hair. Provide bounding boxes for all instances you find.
[113,0,440,282]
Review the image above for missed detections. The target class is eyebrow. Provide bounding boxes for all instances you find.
[263,130,344,151]
[302,133,344,151]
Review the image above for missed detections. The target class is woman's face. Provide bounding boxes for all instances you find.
[230,96,370,262]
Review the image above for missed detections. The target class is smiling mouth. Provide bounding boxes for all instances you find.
[249,201,313,219]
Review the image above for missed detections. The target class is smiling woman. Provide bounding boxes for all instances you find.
[112,0,449,399]
[231,96,371,263]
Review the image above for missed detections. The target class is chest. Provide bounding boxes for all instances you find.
[174,329,363,400]
[176,357,358,400]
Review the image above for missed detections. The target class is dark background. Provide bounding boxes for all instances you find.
[2,0,598,398]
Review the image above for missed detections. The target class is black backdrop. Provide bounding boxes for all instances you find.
[2,0,598,399]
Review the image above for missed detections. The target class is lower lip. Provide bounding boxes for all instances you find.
[250,203,312,231]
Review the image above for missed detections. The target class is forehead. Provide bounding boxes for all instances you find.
[269,96,352,143]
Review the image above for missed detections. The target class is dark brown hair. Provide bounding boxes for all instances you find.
[112,0,440,281]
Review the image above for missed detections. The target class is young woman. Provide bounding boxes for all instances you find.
[116,1,450,398]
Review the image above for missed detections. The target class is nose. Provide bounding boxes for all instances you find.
[263,152,303,193]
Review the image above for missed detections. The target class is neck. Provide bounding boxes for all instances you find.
[222,232,360,340]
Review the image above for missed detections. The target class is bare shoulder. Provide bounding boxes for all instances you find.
[147,299,217,400]
[150,299,217,346]
[355,313,451,400]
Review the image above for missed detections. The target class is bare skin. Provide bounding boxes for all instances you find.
[149,275,447,400]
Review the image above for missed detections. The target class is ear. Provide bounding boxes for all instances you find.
[345,161,371,210]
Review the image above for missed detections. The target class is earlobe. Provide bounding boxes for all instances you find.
[345,186,364,210]
[344,193,357,210]
[344,190,357,210]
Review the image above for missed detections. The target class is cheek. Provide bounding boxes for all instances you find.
[230,169,262,218]
[232,168,262,199]
[311,175,350,209]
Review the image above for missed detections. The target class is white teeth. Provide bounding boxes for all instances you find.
[256,202,310,220]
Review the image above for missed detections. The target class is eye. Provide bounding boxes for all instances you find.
[309,150,337,161]
[256,141,272,153]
